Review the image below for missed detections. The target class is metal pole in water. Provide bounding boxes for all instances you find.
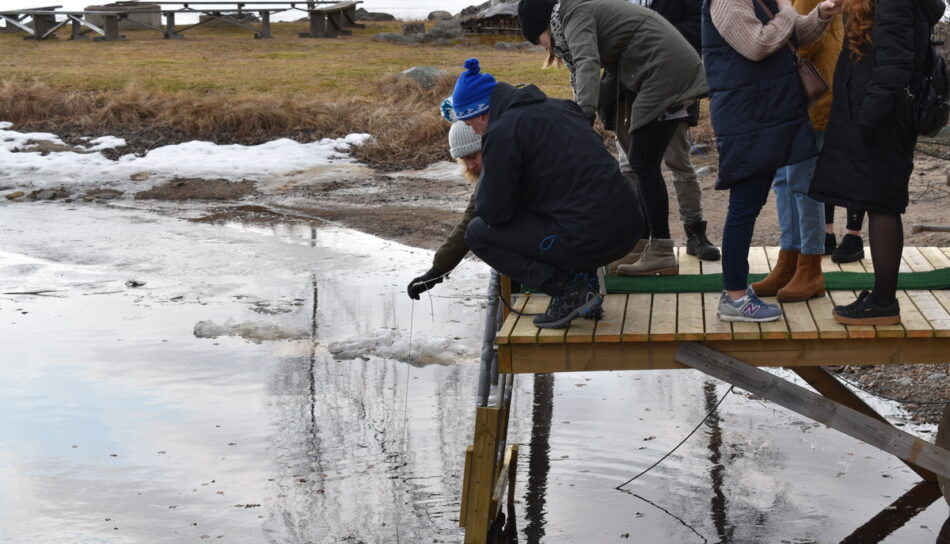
[476,270,501,407]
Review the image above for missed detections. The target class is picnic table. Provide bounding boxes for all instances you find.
[0,1,363,41]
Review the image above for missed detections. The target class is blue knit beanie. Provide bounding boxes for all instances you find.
[451,58,497,121]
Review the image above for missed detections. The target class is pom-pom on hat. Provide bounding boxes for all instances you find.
[518,0,556,45]
[451,58,497,121]
[440,97,456,122]
[448,121,481,159]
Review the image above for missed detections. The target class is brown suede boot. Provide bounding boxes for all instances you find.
[777,253,826,302]
[609,239,648,274]
[751,249,799,296]
[616,238,678,276]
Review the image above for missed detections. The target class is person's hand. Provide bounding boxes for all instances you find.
[818,0,842,18]
[407,268,446,300]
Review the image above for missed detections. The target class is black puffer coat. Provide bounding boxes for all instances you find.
[475,83,643,262]
[809,0,947,214]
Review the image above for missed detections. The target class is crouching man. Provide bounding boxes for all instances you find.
[452,58,645,329]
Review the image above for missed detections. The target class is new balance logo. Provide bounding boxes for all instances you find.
[742,303,761,316]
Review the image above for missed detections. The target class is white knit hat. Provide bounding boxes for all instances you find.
[448,121,481,159]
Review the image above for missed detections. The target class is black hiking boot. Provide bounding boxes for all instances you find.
[824,232,837,256]
[684,220,721,261]
[833,290,900,326]
[533,273,603,329]
[831,233,865,263]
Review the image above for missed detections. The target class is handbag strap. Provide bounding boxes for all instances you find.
[751,0,803,59]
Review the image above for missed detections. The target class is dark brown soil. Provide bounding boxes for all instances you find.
[135,178,257,201]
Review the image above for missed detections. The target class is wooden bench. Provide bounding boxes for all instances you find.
[299,1,363,38]
[0,9,128,41]
[0,5,60,34]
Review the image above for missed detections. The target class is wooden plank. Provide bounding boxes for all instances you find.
[904,247,936,272]
[920,246,950,269]
[765,246,780,268]
[934,290,950,327]
[806,295,848,339]
[702,292,734,341]
[828,290,877,338]
[506,336,950,373]
[594,294,627,343]
[781,298,820,339]
[791,366,937,481]
[906,290,950,337]
[821,254,842,273]
[489,444,516,517]
[759,295,791,339]
[864,247,874,272]
[678,246,701,274]
[649,293,677,341]
[495,295,527,345]
[896,290,935,338]
[838,257,866,273]
[621,293,652,342]
[748,246,771,274]
[464,406,500,542]
[676,342,950,479]
[459,444,474,528]
[942,247,950,262]
[701,251,723,275]
[731,319,761,340]
[676,293,705,340]
[565,309,597,343]
[508,295,551,344]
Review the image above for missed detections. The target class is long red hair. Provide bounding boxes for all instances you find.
[844,0,875,60]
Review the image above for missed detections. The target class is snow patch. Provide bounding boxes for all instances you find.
[0,123,372,191]
[327,329,477,365]
[193,319,309,344]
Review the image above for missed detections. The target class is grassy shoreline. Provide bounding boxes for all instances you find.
[0,20,583,169]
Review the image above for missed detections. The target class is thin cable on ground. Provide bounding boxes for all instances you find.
[396,301,417,544]
[615,488,708,544]
[616,385,734,490]
[833,372,950,406]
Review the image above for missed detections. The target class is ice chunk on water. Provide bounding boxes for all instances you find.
[327,329,476,365]
[194,318,309,344]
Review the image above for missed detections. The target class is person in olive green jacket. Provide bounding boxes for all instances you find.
[407,121,482,300]
[518,0,708,277]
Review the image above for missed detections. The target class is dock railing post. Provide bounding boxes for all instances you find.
[477,270,500,407]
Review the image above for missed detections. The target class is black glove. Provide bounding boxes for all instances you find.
[581,106,597,127]
[407,268,445,300]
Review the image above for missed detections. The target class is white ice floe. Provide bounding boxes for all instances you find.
[193,319,310,344]
[327,328,477,365]
[0,122,372,191]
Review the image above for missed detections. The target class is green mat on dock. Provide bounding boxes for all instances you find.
[604,267,950,294]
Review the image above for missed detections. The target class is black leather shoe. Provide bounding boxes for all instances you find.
[684,220,721,261]
[833,290,900,325]
[832,234,865,263]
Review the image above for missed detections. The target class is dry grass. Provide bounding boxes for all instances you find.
[0,20,575,169]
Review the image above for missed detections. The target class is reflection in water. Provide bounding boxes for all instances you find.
[839,481,941,544]
[704,381,733,543]
[524,373,554,544]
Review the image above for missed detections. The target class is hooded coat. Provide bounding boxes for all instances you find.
[474,82,643,262]
[809,0,946,214]
[558,0,708,132]
[793,0,843,131]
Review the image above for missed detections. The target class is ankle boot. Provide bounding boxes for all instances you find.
[616,238,678,276]
[777,253,826,302]
[609,239,648,274]
[750,249,799,296]
[684,220,721,261]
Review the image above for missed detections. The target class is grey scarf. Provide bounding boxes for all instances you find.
[549,3,577,97]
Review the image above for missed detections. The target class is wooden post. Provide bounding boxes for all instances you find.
[462,406,500,544]
[30,13,57,40]
[255,10,272,38]
[792,366,937,482]
[69,16,86,40]
[300,10,330,38]
[93,14,125,41]
[675,342,950,479]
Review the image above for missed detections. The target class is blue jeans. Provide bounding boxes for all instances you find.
[722,171,775,291]
[773,131,826,255]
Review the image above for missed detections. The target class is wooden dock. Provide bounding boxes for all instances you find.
[460,246,950,543]
[497,246,950,373]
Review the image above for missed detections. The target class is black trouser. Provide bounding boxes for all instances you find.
[464,214,633,296]
[628,118,680,240]
[824,204,866,231]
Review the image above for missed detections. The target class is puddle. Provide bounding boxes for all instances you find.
[0,202,947,543]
